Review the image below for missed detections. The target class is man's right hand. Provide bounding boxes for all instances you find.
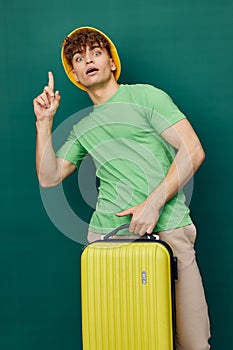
[33,71,61,121]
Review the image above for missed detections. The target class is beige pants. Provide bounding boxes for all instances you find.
[88,224,211,350]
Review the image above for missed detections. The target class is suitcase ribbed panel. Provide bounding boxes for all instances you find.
[81,241,174,350]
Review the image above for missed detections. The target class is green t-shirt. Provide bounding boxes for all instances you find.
[56,84,192,234]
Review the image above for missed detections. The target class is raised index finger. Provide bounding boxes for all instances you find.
[48,71,54,92]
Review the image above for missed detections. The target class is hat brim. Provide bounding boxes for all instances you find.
[61,26,121,91]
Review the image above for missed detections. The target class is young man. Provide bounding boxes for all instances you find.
[34,26,211,349]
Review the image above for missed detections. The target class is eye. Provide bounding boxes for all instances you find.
[93,51,101,57]
[75,56,83,62]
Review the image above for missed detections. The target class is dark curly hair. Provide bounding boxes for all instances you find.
[63,28,111,66]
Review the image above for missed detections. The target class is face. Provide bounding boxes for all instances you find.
[71,44,116,89]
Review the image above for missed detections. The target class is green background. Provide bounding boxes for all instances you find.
[1,0,232,349]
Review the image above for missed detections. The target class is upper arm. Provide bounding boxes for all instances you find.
[56,157,77,182]
[161,119,204,153]
[161,119,205,172]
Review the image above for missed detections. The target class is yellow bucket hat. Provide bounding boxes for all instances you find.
[61,26,121,91]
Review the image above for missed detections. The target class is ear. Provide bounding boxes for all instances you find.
[72,70,80,82]
[110,58,117,72]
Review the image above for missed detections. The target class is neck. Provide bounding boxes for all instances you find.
[86,78,120,105]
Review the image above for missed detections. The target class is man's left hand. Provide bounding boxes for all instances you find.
[115,200,160,236]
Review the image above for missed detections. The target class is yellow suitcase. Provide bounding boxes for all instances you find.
[81,224,177,350]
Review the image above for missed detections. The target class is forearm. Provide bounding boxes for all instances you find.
[36,119,60,187]
[148,144,205,209]
[116,119,205,235]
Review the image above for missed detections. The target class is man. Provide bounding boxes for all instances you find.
[33,26,211,349]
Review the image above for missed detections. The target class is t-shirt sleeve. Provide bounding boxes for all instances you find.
[55,127,88,167]
[144,85,187,134]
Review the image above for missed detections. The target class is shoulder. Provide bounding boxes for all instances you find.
[123,83,170,98]
[121,83,172,107]
[68,109,94,138]
[123,83,164,92]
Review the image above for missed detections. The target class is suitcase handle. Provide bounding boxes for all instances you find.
[103,223,159,240]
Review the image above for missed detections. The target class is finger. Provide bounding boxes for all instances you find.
[132,221,151,236]
[36,95,47,107]
[128,220,136,233]
[133,222,145,236]
[33,97,41,107]
[54,90,61,101]
[44,86,55,98]
[146,225,155,234]
[40,91,50,107]
[48,71,54,91]
[115,207,133,217]
[138,225,148,236]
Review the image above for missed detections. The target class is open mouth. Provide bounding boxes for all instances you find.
[86,67,99,75]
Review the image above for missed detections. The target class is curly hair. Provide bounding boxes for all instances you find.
[63,28,111,66]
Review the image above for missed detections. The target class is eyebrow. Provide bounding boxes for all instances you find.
[89,44,101,50]
[72,45,102,57]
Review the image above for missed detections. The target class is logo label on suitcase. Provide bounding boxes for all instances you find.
[141,270,147,284]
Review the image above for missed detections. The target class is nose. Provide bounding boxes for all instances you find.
[85,52,94,64]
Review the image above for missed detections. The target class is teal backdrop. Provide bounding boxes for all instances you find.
[0,0,232,349]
